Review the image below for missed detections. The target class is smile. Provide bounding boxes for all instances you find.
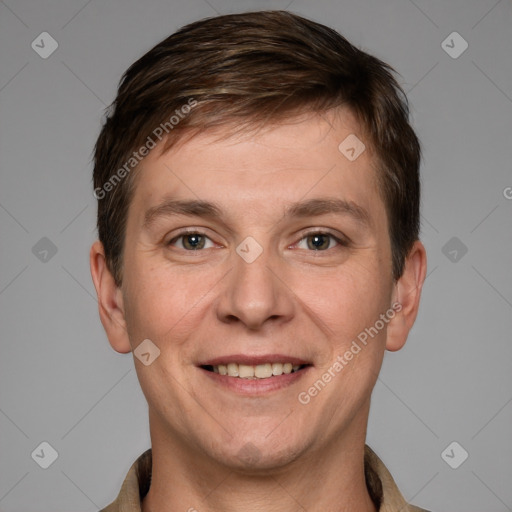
[202,362,307,379]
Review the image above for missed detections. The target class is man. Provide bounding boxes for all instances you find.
[90,10,428,512]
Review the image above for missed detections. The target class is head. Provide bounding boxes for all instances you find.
[90,10,426,470]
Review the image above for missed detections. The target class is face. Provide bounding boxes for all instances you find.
[94,109,422,471]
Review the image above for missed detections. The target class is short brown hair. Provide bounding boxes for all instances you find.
[93,10,420,286]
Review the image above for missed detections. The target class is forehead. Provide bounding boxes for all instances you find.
[128,109,385,229]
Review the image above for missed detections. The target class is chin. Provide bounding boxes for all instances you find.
[209,433,309,474]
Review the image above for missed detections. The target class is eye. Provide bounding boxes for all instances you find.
[295,231,346,251]
[168,231,215,250]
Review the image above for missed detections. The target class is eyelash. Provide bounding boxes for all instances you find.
[166,229,348,252]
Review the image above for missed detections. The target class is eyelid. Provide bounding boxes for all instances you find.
[295,225,350,241]
[166,228,218,248]
[292,229,349,249]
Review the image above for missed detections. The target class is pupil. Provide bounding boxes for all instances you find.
[310,234,327,250]
[185,234,203,249]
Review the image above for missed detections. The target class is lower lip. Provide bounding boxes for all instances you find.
[199,366,312,395]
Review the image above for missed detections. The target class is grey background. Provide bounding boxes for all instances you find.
[1,0,511,511]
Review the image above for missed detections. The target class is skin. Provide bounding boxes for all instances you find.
[90,108,427,512]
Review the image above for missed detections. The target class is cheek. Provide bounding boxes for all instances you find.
[300,258,391,346]
[122,261,220,347]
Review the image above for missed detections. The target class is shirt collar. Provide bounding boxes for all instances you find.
[100,445,428,512]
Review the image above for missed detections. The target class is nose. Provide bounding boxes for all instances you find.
[215,241,295,331]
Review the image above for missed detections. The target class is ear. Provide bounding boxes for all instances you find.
[89,240,132,354]
[385,240,427,352]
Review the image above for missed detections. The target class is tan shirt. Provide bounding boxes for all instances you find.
[100,445,429,512]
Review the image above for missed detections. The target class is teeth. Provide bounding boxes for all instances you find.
[272,363,283,376]
[255,363,272,378]
[210,362,304,379]
[227,363,239,377]
[239,364,254,378]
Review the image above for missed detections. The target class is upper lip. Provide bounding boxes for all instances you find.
[198,354,311,366]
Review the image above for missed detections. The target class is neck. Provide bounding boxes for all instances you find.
[141,412,377,512]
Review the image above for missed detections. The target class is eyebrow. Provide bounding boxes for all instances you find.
[143,197,371,230]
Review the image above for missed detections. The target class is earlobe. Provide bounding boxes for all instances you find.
[385,240,427,352]
[89,240,132,354]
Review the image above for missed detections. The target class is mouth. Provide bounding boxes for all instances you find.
[197,355,313,395]
[201,362,310,379]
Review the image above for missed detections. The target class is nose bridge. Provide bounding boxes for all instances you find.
[216,235,293,329]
